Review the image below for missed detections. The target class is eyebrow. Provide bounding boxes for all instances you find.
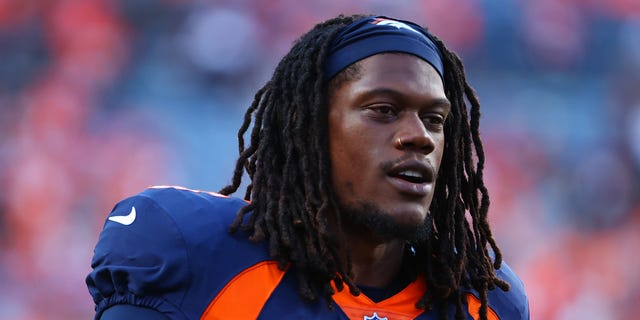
[427,97,451,110]
[359,87,451,110]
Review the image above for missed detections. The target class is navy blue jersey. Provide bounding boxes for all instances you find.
[86,186,529,319]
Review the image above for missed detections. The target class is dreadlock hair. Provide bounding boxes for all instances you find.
[219,14,510,320]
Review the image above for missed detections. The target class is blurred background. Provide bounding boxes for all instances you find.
[0,0,639,319]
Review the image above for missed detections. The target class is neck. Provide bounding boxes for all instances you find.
[344,233,406,288]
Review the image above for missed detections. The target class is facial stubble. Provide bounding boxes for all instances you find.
[340,201,432,243]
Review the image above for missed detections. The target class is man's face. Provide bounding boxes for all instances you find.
[328,53,450,240]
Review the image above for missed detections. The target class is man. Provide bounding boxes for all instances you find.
[87,14,529,320]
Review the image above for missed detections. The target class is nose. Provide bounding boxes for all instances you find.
[393,113,435,153]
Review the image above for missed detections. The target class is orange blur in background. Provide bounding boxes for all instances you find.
[0,0,638,319]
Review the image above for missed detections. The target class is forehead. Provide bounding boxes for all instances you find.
[336,53,445,95]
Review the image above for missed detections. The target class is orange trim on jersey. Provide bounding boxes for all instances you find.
[466,293,500,320]
[200,261,286,320]
[331,275,427,320]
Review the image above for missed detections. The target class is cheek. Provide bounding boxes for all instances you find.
[329,122,364,169]
[329,133,374,194]
[331,134,377,172]
[329,128,354,185]
[432,135,446,170]
[330,144,360,180]
[329,147,360,206]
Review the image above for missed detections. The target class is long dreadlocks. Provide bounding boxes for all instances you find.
[219,14,509,320]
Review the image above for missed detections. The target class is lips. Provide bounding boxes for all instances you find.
[386,159,435,196]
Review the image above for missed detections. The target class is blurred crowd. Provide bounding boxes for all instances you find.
[0,0,638,319]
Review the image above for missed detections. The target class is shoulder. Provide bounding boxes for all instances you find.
[87,186,269,320]
[92,185,252,264]
[137,185,249,223]
[135,186,266,259]
[485,261,530,320]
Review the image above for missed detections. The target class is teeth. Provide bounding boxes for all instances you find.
[399,170,423,178]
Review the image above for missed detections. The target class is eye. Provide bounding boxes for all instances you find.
[421,114,446,128]
[364,104,398,120]
[372,105,396,115]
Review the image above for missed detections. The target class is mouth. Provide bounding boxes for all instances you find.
[386,159,435,196]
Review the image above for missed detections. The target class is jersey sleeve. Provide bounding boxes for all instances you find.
[492,261,530,320]
[99,304,171,320]
[86,194,191,320]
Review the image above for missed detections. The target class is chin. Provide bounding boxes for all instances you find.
[341,201,431,242]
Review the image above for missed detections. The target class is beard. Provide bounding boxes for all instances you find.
[339,201,432,243]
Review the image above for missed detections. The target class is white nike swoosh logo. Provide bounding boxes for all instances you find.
[108,206,136,225]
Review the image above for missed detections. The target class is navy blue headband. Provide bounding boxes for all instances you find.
[324,16,444,81]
